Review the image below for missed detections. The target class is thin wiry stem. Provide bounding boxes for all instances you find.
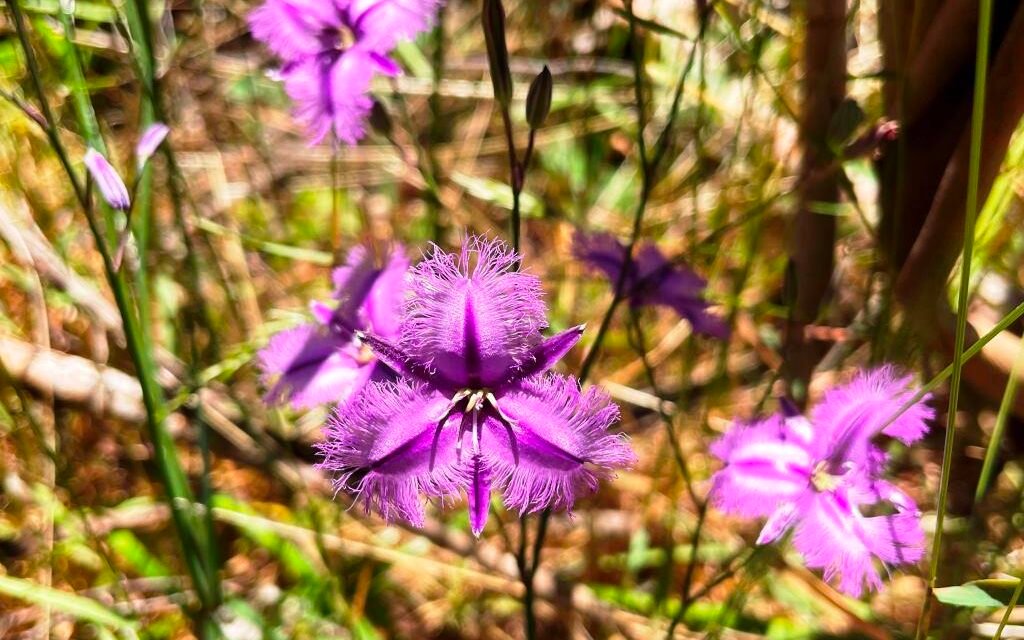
[6,0,219,612]
[974,340,1024,504]
[917,0,993,636]
[577,0,706,382]
[992,578,1024,640]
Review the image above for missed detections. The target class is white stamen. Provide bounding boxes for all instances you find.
[485,392,517,427]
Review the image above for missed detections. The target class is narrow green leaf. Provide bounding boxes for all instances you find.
[934,580,1019,608]
[107,530,171,578]
[0,575,137,631]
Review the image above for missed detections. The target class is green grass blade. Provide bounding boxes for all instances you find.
[919,0,994,636]
[974,341,1024,503]
[0,575,137,632]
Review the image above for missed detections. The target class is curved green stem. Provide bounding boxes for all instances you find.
[917,1,993,636]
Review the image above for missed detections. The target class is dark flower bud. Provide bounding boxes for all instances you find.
[525,65,552,129]
[482,0,513,108]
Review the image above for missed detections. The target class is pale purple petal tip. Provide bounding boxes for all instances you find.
[332,243,409,339]
[812,365,934,461]
[135,123,169,169]
[84,148,130,210]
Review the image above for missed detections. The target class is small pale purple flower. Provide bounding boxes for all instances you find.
[135,123,170,169]
[319,237,635,535]
[573,230,728,338]
[258,243,408,408]
[709,366,934,596]
[249,0,440,145]
[84,148,130,210]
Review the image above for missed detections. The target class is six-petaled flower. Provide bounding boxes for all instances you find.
[709,367,933,596]
[249,0,441,145]
[317,237,635,535]
[573,230,728,338]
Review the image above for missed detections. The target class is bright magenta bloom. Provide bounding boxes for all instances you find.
[318,237,635,535]
[709,367,934,596]
[249,0,440,144]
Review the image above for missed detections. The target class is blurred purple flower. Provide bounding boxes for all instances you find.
[319,237,635,535]
[249,0,441,145]
[258,243,408,409]
[84,148,130,210]
[135,122,170,169]
[709,366,934,596]
[573,230,728,338]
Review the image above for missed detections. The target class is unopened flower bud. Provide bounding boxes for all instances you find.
[525,66,552,129]
[482,0,513,108]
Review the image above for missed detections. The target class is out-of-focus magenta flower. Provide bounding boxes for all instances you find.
[84,148,130,210]
[318,237,635,536]
[249,0,441,145]
[258,243,408,409]
[709,367,934,596]
[573,230,728,338]
[135,123,170,169]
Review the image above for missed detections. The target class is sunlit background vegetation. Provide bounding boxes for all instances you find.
[3,0,1024,637]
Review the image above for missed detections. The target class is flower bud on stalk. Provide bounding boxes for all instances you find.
[525,66,552,130]
[482,0,513,108]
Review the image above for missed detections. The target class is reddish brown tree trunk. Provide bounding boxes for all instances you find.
[783,0,848,402]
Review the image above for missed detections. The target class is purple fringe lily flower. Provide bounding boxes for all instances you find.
[84,148,131,210]
[709,367,934,596]
[249,0,440,145]
[258,243,408,408]
[318,237,635,536]
[573,230,728,338]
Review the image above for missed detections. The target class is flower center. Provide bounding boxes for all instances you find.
[429,387,519,469]
[811,461,840,492]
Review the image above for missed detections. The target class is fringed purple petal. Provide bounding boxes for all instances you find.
[483,374,633,516]
[790,489,924,597]
[756,502,798,545]
[135,123,169,169]
[83,149,130,210]
[249,0,341,60]
[709,415,814,518]
[258,324,374,408]
[632,244,698,290]
[632,244,728,338]
[812,366,934,465]
[400,236,547,387]
[282,49,380,146]
[349,0,442,51]
[317,380,467,527]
